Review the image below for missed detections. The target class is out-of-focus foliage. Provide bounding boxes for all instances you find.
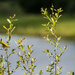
[0,1,24,16]
[0,0,75,15]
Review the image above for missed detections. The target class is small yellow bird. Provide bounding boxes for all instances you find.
[0,41,10,48]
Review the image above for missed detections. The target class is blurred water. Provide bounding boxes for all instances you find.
[0,35,75,75]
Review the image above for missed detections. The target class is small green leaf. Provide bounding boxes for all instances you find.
[57,66,62,74]
[60,52,64,56]
[27,45,30,50]
[12,49,15,52]
[46,66,49,69]
[46,49,49,52]
[67,72,74,75]
[0,57,3,63]
[51,17,54,23]
[56,55,60,62]
[19,55,23,60]
[44,10,47,15]
[59,47,61,50]
[33,65,36,69]
[8,35,11,41]
[7,19,11,24]
[23,66,26,70]
[0,38,2,42]
[10,24,13,28]
[13,19,18,21]
[55,13,58,18]
[28,52,30,57]
[23,73,27,75]
[13,14,16,18]
[3,25,8,30]
[15,65,19,69]
[42,24,46,26]
[39,70,43,75]
[20,45,23,50]
[63,45,67,50]
[57,36,61,41]
[51,61,54,65]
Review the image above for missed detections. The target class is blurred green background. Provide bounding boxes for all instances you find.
[0,0,75,39]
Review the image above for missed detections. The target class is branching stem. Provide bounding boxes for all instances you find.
[54,32,57,75]
[6,49,10,75]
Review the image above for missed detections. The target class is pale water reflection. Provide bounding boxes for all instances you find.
[0,35,75,75]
